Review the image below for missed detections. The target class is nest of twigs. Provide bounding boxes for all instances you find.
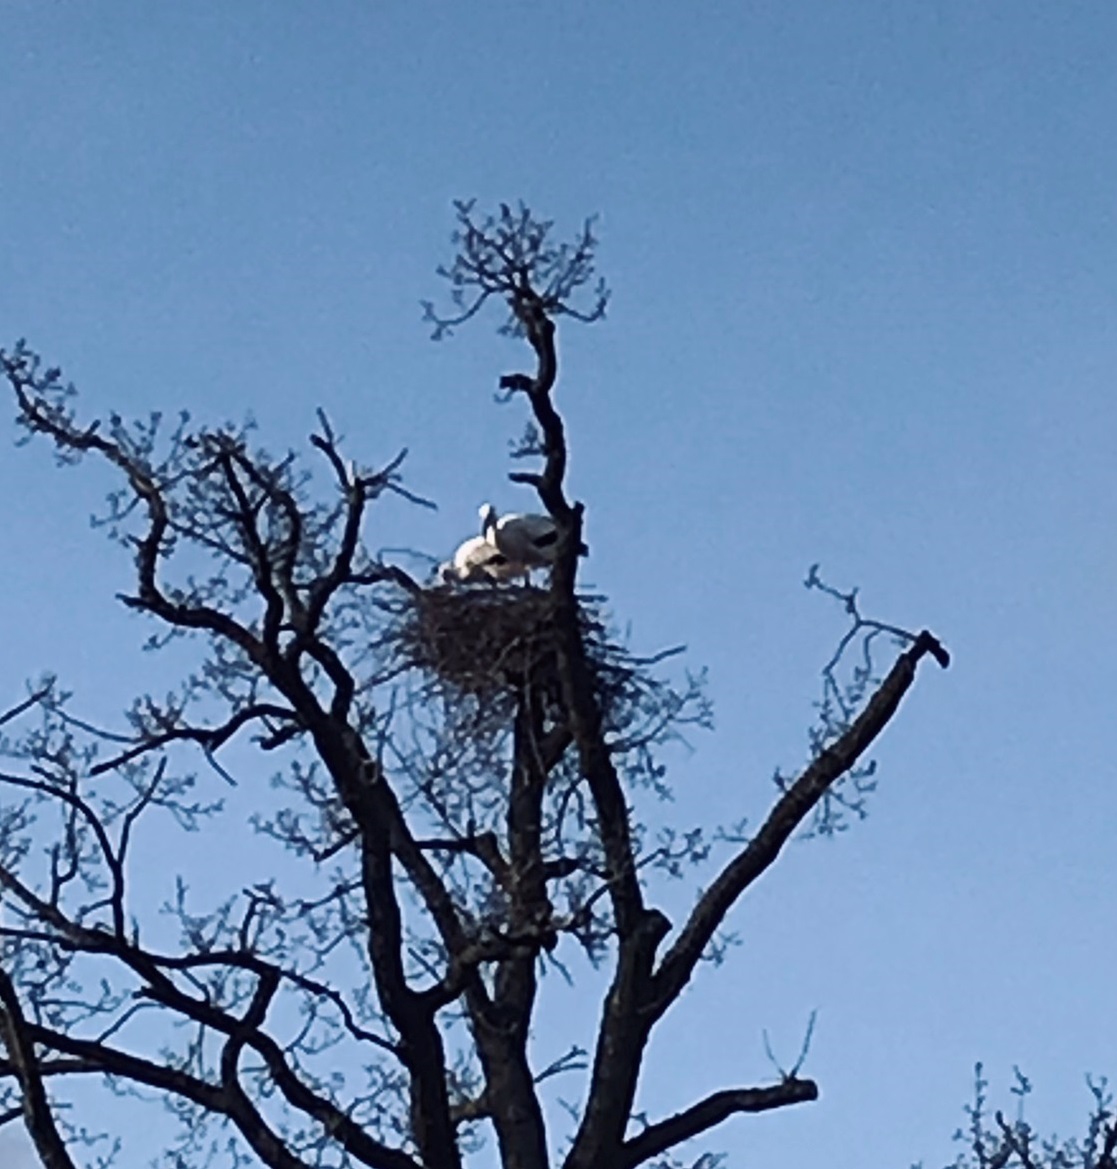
[399,583,572,698]
[386,581,701,780]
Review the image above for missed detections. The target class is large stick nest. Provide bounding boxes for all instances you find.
[382,580,706,791]
[397,583,593,701]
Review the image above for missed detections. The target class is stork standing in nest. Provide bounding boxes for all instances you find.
[479,503,587,582]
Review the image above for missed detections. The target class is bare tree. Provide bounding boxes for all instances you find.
[0,202,947,1169]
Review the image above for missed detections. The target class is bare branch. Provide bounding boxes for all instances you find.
[423,200,609,339]
[618,1079,818,1169]
[0,684,53,731]
[0,968,79,1169]
[649,631,948,1017]
[88,702,300,775]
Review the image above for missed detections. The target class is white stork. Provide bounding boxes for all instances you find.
[439,534,528,585]
[479,503,587,571]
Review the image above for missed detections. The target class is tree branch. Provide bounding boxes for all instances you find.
[0,684,53,731]
[618,1078,819,1169]
[0,968,79,1169]
[87,702,300,775]
[649,630,949,1016]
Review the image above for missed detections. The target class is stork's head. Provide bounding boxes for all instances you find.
[478,503,498,537]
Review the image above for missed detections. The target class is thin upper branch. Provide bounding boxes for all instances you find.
[3,349,266,663]
[0,769,127,936]
[649,630,949,1016]
[0,684,53,731]
[218,447,280,617]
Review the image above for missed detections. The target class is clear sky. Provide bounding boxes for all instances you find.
[2,3,1116,1167]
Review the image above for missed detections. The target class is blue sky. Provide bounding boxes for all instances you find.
[2,3,1116,1166]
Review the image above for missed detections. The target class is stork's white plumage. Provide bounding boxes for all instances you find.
[479,503,585,569]
[439,534,528,584]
